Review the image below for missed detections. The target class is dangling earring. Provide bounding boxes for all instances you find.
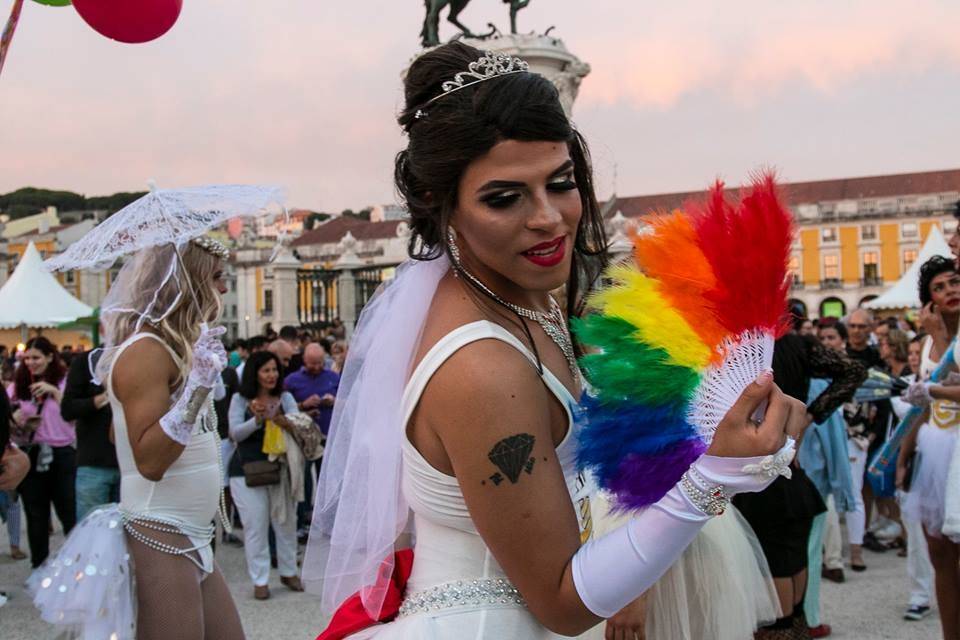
[447,227,462,267]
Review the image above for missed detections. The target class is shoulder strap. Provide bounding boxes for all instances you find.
[401,320,569,427]
[107,332,182,395]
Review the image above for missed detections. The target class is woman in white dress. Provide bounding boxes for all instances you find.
[305,42,807,640]
[30,238,244,639]
[901,255,960,639]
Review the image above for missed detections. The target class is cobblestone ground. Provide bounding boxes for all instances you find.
[0,520,942,639]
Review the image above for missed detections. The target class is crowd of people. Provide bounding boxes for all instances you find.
[776,256,960,639]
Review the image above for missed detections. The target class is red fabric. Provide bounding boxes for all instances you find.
[690,172,794,337]
[317,549,415,640]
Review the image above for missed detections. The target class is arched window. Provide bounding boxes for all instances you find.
[819,297,846,319]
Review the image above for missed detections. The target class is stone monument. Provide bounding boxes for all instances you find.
[416,1,590,115]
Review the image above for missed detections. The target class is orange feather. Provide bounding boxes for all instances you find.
[632,212,727,362]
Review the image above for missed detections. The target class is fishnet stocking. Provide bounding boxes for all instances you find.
[126,525,245,639]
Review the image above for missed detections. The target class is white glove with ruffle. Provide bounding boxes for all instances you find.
[159,325,228,445]
[904,380,933,409]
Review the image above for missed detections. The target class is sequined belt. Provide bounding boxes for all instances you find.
[398,578,526,618]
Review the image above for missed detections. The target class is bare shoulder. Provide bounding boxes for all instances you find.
[420,336,552,446]
[111,337,178,401]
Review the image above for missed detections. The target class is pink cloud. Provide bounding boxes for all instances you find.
[1,1,958,210]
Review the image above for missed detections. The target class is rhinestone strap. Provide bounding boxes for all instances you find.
[398,578,526,617]
[679,467,728,516]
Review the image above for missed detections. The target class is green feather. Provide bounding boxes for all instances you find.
[574,315,700,408]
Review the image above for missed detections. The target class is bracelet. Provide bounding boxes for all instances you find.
[679,467,728,516]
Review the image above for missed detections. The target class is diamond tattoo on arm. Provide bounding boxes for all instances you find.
[485,433,536,485]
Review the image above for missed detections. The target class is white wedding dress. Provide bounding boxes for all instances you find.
[586,493,780,640]
[347,321,598,639]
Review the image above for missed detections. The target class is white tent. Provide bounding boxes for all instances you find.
[0,242,93,328]
[865,225,954,310]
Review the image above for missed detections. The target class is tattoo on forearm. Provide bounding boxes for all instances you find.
[482,433,536,486]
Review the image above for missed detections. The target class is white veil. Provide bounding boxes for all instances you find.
[302,254,450,618]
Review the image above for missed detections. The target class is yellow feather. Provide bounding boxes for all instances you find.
[589,264,712,370]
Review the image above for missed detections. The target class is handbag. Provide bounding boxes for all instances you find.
[237,405,282,487]
[241,459,281,488]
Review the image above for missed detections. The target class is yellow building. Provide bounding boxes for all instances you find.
[605,169,960,318]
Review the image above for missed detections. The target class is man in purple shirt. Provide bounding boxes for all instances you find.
[284,343,339,435]
[284,342,340,538]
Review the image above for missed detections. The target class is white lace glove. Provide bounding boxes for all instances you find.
[158,325,228,445]
[904,381,933,409]
[572,439,795,618]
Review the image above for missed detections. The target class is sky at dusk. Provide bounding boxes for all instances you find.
[2,0,958,211]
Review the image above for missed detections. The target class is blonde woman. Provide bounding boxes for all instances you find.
[31,238,244,640]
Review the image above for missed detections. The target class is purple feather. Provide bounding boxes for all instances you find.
[606,438,707,511]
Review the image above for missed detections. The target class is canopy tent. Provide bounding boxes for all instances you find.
[0,241,93,329]
[865,226,953,310]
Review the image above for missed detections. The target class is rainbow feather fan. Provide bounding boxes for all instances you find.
[575,172,794,510]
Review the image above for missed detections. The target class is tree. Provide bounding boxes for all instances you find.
[0,187,148,220]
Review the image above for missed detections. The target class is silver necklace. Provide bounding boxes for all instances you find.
[450,258,579,381]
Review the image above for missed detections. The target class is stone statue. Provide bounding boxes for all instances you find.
[421,0,532,47]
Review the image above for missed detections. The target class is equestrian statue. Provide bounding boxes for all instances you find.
[421,0,532,48]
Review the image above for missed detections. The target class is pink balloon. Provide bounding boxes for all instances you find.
[73,0,182,44]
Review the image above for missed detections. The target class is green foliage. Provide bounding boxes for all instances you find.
[303,212,332,230]
[88,192,148,215]
[0,187,148,220]
[341,207,372,221]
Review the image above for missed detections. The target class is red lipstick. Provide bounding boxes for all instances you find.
[521,236,566,268]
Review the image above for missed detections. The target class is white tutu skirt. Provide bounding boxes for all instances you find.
[586,494,780,640]
[903,423,959,540]
[28,504,136,640]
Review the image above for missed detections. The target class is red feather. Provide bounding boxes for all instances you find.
[689,172,793,337]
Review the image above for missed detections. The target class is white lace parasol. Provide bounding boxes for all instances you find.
[44,183,285,272]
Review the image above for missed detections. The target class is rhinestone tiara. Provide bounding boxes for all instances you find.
[422,50,530,108]
[191,235,231,260]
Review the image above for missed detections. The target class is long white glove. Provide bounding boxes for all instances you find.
[159,325,228,445]
[572,439,795,618]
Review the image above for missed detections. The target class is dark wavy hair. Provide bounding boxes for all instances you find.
[394,42,607,328]
[238,350,283,400]
[818,318,848,342]
[918,255,958,307]
[13,336,65,401]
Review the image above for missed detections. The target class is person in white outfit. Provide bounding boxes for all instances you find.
[303,42,808,640]
[901,256,960,638]
[228,350,304,600]
[30,238,245,639]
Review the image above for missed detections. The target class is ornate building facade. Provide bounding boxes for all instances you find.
[606,169,960,318]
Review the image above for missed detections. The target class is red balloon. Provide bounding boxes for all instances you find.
[73,0,183,44]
